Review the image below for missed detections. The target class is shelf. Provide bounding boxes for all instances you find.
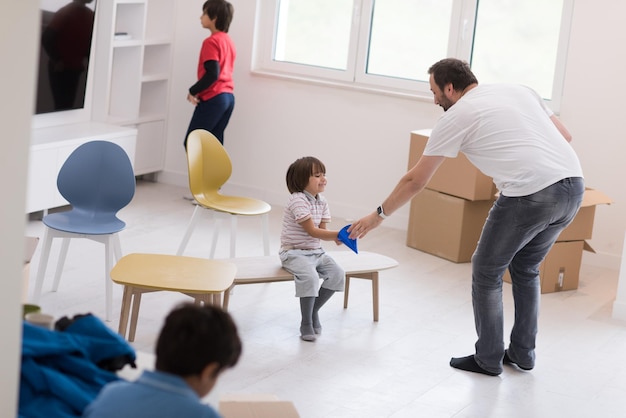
[112,39,143,48]
[114,2,145,41]
[138,79,168,118]
[91,0,174,175]
[105,114,166,126]
[133,114,167,124]
[143,43,171,77]
[144,39,172,46]
[142,74,168,82]
[109,46,142,119]
[133,120,167,175]
[145,0,175,41]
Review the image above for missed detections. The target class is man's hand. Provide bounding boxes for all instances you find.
[348,212,382,239]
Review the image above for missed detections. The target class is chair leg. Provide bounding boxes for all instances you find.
[104,237,115,322]
[32,229,53,303]
[229,215,237,258]
[222,284,234,311]
[209,213,222,258]
[51,238,70,292]
[105,233,124,322]
[112,233,123,262]
[212,292,223,307]
[262,213,270,256]
[177,205,202,256]
[343,272,379,322]
[128,291,142,343]
[118,285,132,339]
[371,272,379,322]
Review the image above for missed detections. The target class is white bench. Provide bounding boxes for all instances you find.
[222,251,398,321]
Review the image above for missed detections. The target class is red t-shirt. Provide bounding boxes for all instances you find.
[196,31,236,101]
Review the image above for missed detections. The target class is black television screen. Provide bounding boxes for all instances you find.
[35,0,97,115]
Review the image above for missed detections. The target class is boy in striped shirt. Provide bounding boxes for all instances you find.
[280,157,345,342]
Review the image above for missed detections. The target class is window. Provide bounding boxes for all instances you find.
[253,0,573,110]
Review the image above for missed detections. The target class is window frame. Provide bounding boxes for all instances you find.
[252,0,574,112]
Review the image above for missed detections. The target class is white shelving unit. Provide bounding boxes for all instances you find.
[92,0,175,175]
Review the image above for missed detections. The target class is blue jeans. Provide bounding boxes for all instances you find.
[184,92,235,148]
[471,177,584,374]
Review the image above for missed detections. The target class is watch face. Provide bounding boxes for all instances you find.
[377,206,382,215]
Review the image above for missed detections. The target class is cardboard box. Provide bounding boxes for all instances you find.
[407,188,493,263]
[556,189,612,241]
[501,187,610,293]
[219,394,300,418]
[23,237,39,303]
[409,130,496,201]
[504,241,588,293]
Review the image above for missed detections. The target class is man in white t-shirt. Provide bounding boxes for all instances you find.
[349,58,584,376]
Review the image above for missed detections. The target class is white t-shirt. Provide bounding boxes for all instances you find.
[424,84,583,196]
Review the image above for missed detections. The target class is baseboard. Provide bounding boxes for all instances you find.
[153,170,188,188]
[582,250,621,271]
[611,300,626,321]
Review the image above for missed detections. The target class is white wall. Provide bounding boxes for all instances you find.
[0,1,39,415]
[162,0,625,268]
[0,0,623,411]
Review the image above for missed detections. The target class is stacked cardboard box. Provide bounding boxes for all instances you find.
[406,130,612,293]
[504,189,612,293]
[407,188,493,262]
[407,129,495,263]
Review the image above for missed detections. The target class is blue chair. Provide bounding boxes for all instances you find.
[32,140,135,321]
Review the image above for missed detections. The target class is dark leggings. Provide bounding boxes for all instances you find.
[184,92,234,148]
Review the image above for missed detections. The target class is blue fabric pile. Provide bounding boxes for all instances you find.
[19,314,136,418]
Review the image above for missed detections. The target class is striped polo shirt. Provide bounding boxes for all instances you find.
[280,191,331,250]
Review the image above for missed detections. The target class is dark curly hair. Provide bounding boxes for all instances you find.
[202,0,234,32]
[428,58,478,93]
[155,303,241,378]
[286,156,326,194]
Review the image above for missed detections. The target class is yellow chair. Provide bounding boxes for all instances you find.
[177,129,272,258]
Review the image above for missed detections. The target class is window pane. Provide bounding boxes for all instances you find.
[367,0,454,82]
[470,0,564,99]
[274,0,354,70]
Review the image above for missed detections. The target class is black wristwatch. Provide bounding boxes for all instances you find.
[377,205,388,219]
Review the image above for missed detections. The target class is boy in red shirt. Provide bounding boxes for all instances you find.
[185,0,235,148]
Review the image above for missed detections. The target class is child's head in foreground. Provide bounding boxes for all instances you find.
[155,303,242,397]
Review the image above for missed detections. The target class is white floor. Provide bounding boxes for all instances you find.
[25,180,626,418]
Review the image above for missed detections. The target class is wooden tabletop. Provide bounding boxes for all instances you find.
[111,253,236,293]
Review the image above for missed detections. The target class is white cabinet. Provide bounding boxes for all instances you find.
[27,122,137,213]
[134,119,166,174]
[92,0,175,176]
